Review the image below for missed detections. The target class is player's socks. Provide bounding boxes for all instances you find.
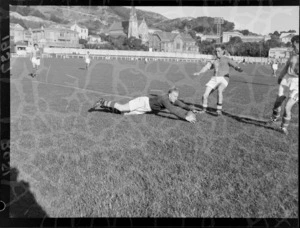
[270,109,280,122]
[280,116,290,135]
[199,104,207,114]
[273,95,286,110]
[216,103,222,116]
[103,101,116,109]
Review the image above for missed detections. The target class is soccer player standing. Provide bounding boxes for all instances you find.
[30,43,42,78]
[269,35,299,135]
[85,51,91,69]
[271,58,279,77]
[193,45,243,115]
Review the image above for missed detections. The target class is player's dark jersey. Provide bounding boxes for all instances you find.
[209,56,240,77]
[149,94,190,119]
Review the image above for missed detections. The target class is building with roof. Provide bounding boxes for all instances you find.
[70,22,88,39]
[269,47,294,58]
[280,33,297,44]
[149,31,198,53]
[148,28,162,34]
[10,23,25,43]
[88,35,102,44]
[107,21,127,38]
[222,31,265,43]
[31,25,81,48]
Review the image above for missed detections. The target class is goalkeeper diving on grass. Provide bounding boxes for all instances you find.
[91,87,199,123]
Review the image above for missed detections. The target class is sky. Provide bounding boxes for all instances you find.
[136,6,299,35]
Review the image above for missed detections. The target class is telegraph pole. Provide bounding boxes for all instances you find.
[214,17,224,44]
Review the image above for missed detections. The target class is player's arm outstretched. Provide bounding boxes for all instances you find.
[228,59,243,72]
[162,100,197,123]
[193,62,213,76]
[174,99,200,113]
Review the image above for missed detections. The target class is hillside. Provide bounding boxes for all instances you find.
[9,5,168,34]
[152,16,236,34]
[9,6,262,37]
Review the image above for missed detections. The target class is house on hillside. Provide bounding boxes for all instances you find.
[88,35,101,44]
[10,23,25,43]
[201,34,220,42]
[23,29,33,46]
[269,47,294,59]
[222,31,265,43]
[149,31,198,53]
[31,25,81,48]
[70,22,88,40]
[280,33,297,44]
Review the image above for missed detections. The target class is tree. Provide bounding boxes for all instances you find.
[229,36,243,44]
[188,30,196,39]
[239,30,250,36]
[285,42,292,47]
[273,31,280,37]
[79,39,88,45]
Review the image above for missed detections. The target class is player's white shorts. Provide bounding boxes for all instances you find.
[31,57,40,66]
[85,58,91,64]
[128,96,152,114]
[280,75,299,101]
[206,76,229,89]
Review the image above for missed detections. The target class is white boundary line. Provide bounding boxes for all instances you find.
[31,80,133,99]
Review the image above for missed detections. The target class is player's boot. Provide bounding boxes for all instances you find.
[216,110,222,116]
[92,98,105,109]
[267,115,279,125]
[280,127,288,135]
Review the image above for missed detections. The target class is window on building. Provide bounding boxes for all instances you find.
[176,43,180,49]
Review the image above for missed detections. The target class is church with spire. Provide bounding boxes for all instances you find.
[107,6,149,44]
[128,6,139,39]
[127,6,149,44]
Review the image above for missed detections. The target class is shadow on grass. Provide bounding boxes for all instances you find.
[230,79,276,87]
[78,67,87,70]
[88,107,186,121]
[9,167,48,218]
[221,111,280,131]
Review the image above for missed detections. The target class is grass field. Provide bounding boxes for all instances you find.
[9,56,298,218]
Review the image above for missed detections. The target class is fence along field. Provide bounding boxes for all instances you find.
[9,55,298,217]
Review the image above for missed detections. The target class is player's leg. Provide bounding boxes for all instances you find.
[31,58,36,77]
[273,68,277,77]
[270,84,286,122]
[34,59,41,77]
[280,79,299,134]
[216,82,227,116]
[92,97,130,113]
[280,95,298,135]
[200,86,214,113]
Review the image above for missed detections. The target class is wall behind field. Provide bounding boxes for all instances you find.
[40,47,274,63]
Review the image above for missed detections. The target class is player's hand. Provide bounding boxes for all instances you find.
[185,111,196,123]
